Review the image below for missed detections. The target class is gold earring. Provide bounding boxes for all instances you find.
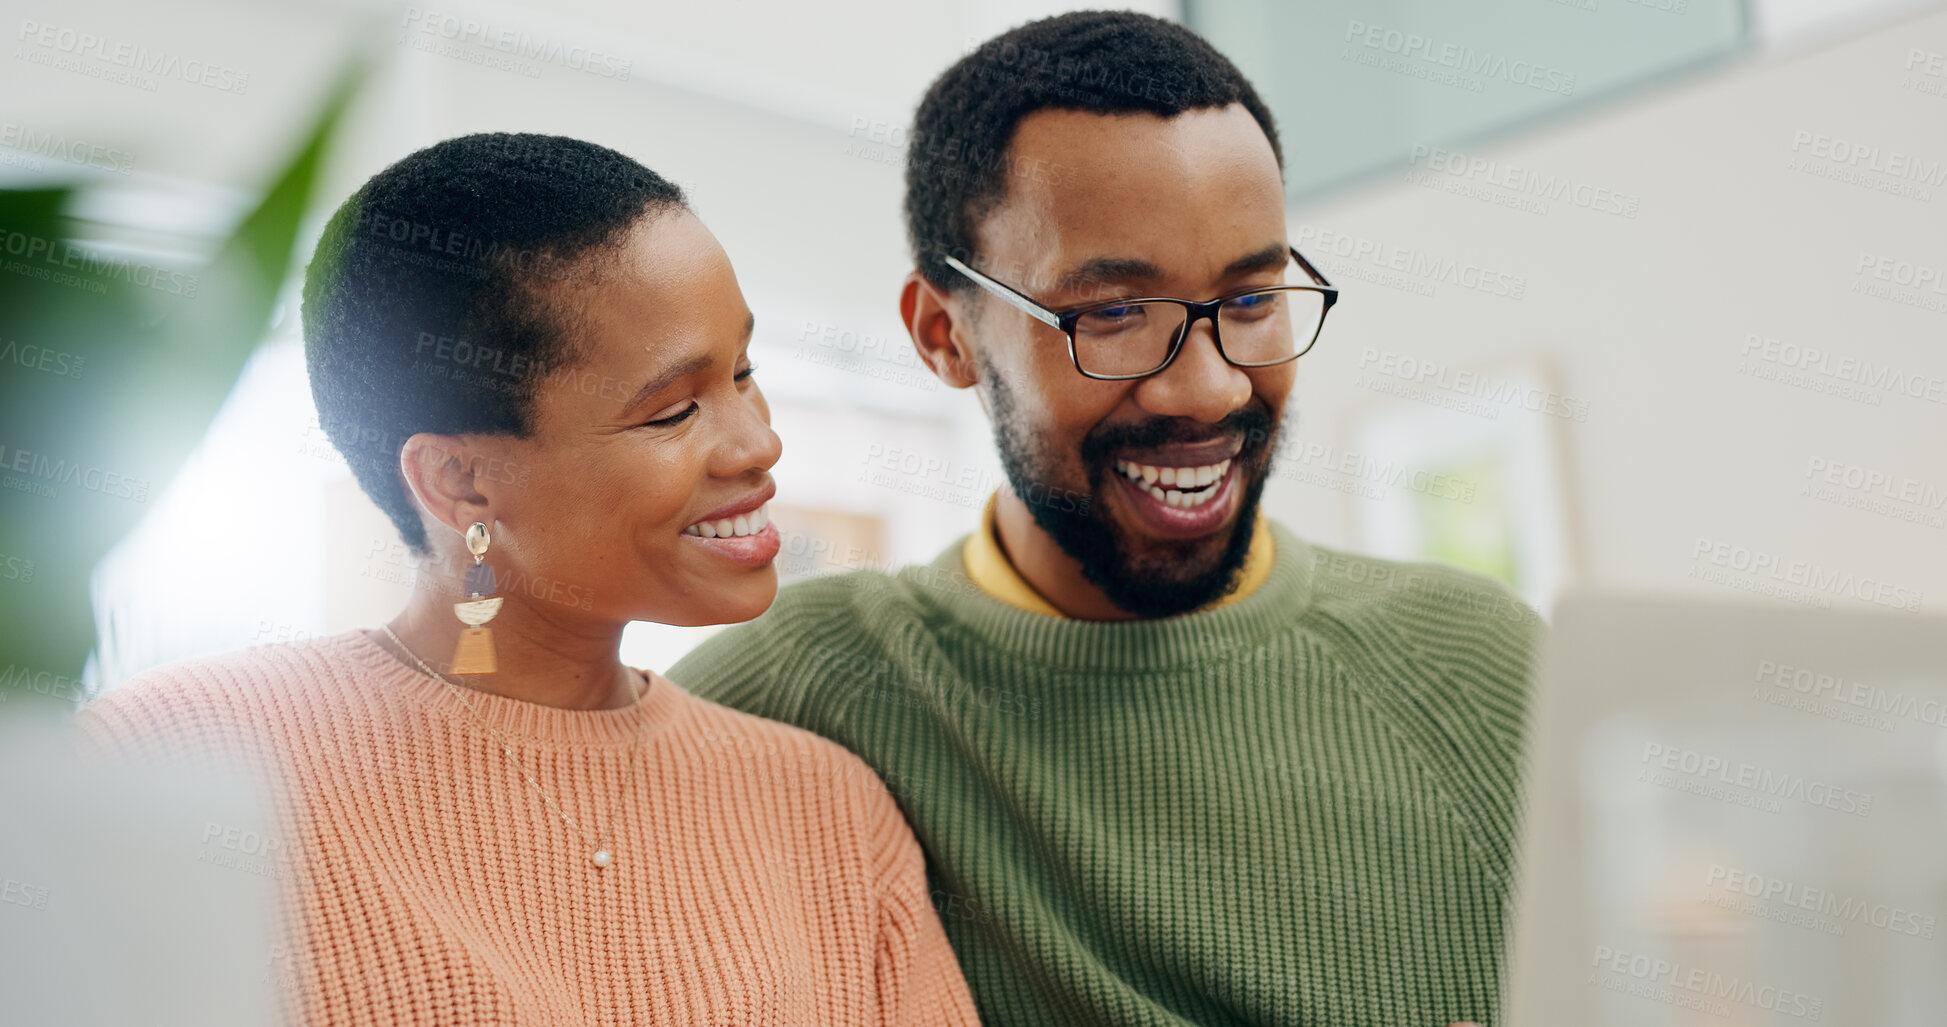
[450,521,502,675]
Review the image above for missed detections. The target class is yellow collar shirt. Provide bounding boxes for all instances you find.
[960,491,1276,618]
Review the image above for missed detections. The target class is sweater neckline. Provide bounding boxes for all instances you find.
[341,628,684,747]
[907,519,1319,675]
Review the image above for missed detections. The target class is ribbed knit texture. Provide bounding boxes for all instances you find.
[72,629,979,1026]
[669,521,1542,1027]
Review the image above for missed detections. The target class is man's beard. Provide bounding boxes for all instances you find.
[982,360,1281,619]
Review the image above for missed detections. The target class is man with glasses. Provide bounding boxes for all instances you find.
[673,11,1538,1027]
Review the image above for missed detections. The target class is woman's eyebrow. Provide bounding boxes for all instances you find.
[624,353,713,411]
[621,312,754,411]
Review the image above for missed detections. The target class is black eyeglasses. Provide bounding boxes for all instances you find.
[942,246,1338,381]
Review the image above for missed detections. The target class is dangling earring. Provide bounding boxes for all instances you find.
[450,521,503,675]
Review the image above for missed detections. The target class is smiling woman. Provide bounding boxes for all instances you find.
[70,133,977,1026]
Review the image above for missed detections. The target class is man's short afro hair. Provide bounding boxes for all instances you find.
[904,9,1282,290]
[301,132,685,557]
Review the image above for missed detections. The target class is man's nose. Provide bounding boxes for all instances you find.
[1131,316,1252,422]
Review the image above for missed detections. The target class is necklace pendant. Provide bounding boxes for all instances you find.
[591,849,613,868]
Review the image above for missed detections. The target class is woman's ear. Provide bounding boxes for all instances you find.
[397,434,492,540]
[900,271,980,390]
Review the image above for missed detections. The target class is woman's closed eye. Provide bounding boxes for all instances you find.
[641,402,697,428]
[640,365,758,428]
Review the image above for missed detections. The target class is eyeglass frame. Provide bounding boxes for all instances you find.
[941,245,1339,382]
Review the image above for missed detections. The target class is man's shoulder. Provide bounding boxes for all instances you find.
[727,552,983,645]
[673,679,887,778]
[670,561,971,723]
[1296,533,1545,640]
[1280,531,1545,721]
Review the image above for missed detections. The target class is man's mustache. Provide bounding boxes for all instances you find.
[1078,403,1277,468]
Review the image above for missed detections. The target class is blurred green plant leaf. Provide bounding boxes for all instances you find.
[0,65,363,712]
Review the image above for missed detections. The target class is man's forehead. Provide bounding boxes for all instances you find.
[973,106,1285,294]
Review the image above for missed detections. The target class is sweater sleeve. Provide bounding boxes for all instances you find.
[864,785,981,1027]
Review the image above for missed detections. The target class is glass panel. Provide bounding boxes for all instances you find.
[1185,0,1748,204]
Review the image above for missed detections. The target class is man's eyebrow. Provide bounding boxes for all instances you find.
[1223,243,1291,278]
[624,353,713,411]
[1054,256,1164,295]
[1052,245,1289,297]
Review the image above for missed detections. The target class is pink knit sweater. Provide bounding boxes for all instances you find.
[73,629,979,1026]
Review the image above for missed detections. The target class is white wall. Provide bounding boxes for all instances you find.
[1272,5,1947,619]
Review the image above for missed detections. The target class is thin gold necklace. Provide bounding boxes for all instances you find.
[378,625,646,870]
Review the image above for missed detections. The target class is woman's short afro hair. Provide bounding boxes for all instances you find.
[301,132,685,556]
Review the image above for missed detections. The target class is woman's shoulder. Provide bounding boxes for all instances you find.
[74,630,376,764]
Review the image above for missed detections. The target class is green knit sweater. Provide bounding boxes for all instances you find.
[670,521,1542,1027]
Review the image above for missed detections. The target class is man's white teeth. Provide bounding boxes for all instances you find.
[684,504,770,538]
[1114,459,1230,507]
